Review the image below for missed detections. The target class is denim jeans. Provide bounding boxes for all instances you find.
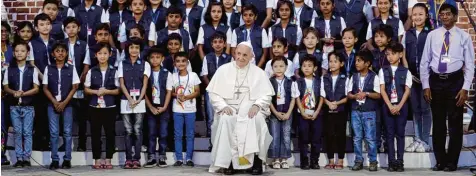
[410,84,432,144]
[205,92,214,136]
[268,114,292,159]
[48,104,73,161]
[1,101,9,163]
[147,111,170,160]
[10,106,35,161]
[351,110,377,163]
[122,113,144,161]
[383,104,408,163]
[173,112,195,161]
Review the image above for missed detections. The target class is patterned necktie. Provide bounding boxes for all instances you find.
[438,31,450,73]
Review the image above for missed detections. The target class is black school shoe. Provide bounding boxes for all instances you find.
[387,162,396,172]
[432,164,445,171]
[351,162,363,171]
[368,162,378,171]
[13,160,24,168]
[62,160,72,169]
[1,160,10,166]
[49,161,60,170]
[300,156,310,170]
[396,162,405,172]
[186,160,194,167]
[23,160,31,167]
[251,155,263,175]
[444,164,457,172]
[144,159,157,168]
[173,161,183,166]
[310,159,320,169]
[157,158,167,167]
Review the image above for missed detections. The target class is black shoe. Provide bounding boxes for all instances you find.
[369,162,378,171]
[300,156,310,170]
[251,156,263,175]
[387,162,396,172]
[432,164,445,171]
[13,161,24,168]
[310,159,320,169]
[1,160,10,166]
[173,161,183,166]
[224,163,235,175]
[144,159,157,168]
[61,160,71,169]
[396,162,404,172]
[158,158,167,167]
[49,161,60,170]
[77,146,86,152]
[352,162,363,171]
[186,160,194,167]
[444,164,457,172]
[23,160,31,167]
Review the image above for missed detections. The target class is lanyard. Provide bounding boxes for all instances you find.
[358,73,368,91]
[177,73,190,94]
[150,8,160,23]
[344,0,357,10]
[243,27,252,41]
[346,50,355,75]
[278,79,285,96]
[294,6,303,22]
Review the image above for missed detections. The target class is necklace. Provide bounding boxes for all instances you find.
[234,65,250,98]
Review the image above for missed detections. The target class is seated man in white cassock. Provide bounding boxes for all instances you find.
[206,42,275,175]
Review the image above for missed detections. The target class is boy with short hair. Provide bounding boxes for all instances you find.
[31,13,55,80]
[156,6,194,53]
[144,46,173,167]
[200,32,232,139]
[85,23,122,69]
[73,0,109,46]
[346,49,381,172]
[162,33,193,73]
[42,0,66,40]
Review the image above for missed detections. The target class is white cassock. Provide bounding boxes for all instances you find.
[207,61,275,173]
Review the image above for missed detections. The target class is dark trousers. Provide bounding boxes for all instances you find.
[89,107,116,159]
[383,103,408,163]
[33,93,49,149]
[430,71,464,166]
[375,102,386,151]
[73,99,88,149]
[324,111,347,160]
[298,114,323,161]
[1,100,9,162]
[147,110,170,160]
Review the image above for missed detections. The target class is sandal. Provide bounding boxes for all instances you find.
[92,164,103,169]
[324,164,335,170]
[104,164,113,169]
[124,160,133,169]
[280,161,289,169]
[272,161,281,169]
[334,164,344,170]
[132,161,141,169]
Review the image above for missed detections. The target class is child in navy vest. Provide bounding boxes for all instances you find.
[365,0,404,50]
[223,0,243,31]
[371,0,415,29]
[264,37,294,78]
[42,0,66,41]
[119,0,156,48]
[156,6,194,54]
[237,0,273,28]
[270,0,302,60]
[107,0,133,49]
[144,47,173,167]
[171,52,201,167]
[339,27,358,77]
[200,32,232,139]
[292,0,317,30]
[268,56,298,169]
[126,24,151,58]
[295,54,325,170]
[197,2,232,59]
[346,50,381,172]
[371,24,393,73]
[43,42,80,170]
[378,41,411,172]
[322,52,348,170]
[118,38,151,169]
[144,0,168,32]
[402,3,432,153]
[231,4,270,68]
[162,33,193,73]
[334,0,373,48]
[84,43,120,169]
[86,24,121,69]
[3,42,40,167]
[31,13,56,79]
[293,28,324,77]
[181,0,204,46]
[73,0,109,47]
[311,0,346,54]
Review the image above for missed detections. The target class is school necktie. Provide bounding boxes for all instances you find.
[438,31,449,73]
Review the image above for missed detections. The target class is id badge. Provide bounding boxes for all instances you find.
[357,89,366,105]
[130,89,140,97]
[390,91,398,103]
[87,27,92,36]
[183,20,189,32]
[55,95,61,102]
[304,109,315,116]
[152,87,160,104]
[441,55,450,63]
[97,96,106,108]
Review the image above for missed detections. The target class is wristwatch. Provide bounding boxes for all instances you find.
[365,92,370,97]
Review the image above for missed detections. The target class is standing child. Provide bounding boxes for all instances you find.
[119,0,156,48]
[268,56,298,169]
[43,42,80,170]
[333,0,373,48]
[264,37,294,78]
[144,0,167,32]
[181,0,204,46]
[269,0,302,60]
[86,23,122,68]
[236,0,273,28]
[108,0,133,49]
[118,38,151,169]
[3,42,40,167]
[222,0,243,31]
[291,0,317,29]
[365,0,404,50]
[31,13,55,80]
[197,2,232,59]
[14,21,34,44]
[322,52,347,170]
[379,41,411,172]
[339,27,358,77]
[402,3,432,153]
[311,0,346,54]
[293,28,325,77]
[295,54,325,170]
[73,0,109,46]
[162,34,193,73]
[346,50,381,172]
[200,32,232,139]
[371,24,393,74]
[84,43,120,169]
[171,52,201,167]
[144,47,173,168]
[156,6,194,54]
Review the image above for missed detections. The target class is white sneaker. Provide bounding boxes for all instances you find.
[405,141,418,152]
[420,141,431,152]
[415,142,426,153]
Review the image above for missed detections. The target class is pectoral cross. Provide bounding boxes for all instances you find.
[234,91,242,100]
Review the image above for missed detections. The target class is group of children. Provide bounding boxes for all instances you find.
[0,0,449,172]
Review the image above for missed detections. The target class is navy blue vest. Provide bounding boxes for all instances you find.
[7,64,35,105]
[146,67,170,106]
[74,4,104,46]
[229,10,241,30]
[298,50,323,75]
[109,9,133,47]
[205,52,232,79]
[202,24,230,54]
[182,5,203,45]
[121,58,145,100]
[350,71,377,111]
[270,22,298,59]
[235,25,263,63]
[299,4,314,30]
[371,48,389,73]
[47,64,75,102]
[241,0,267,27]
[338,49,357,76]
[31,37,55,73]
[51,20,65,41]
[397,0,408,24]
[64,39,87,75]
[404,28,429,78]
[124,16,153,43]
[4,45,13,64]
[370,16,401,42]
[69,0,81,9]
[335,0,367,37]
[57,5,71,24]
[162,56,174,72]
[89,65,118,107]
[270,77,293,112]
[89,47,118,68]
[144,7,167,32]
[323,73,347,112]
[156,28,191,53]
[382,65,407,104]
[297,76,321,109]
[314,14,342,40]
